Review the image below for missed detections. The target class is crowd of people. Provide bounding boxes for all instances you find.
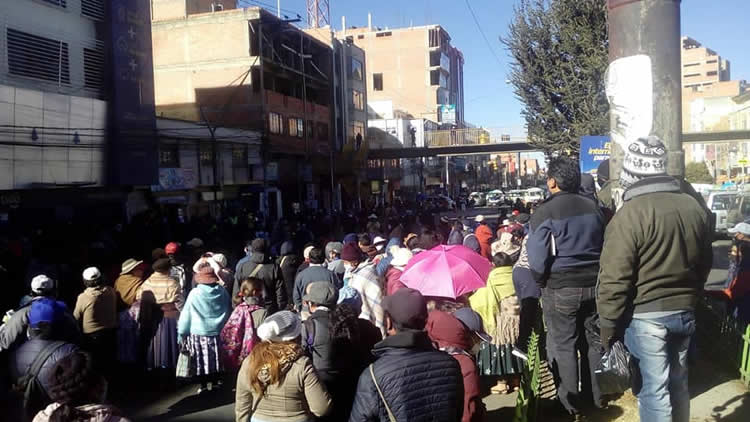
[0,136,716,422]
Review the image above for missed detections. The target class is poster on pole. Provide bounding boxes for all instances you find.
[580,136,611,175]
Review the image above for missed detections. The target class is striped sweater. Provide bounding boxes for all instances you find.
[137,272,184,311]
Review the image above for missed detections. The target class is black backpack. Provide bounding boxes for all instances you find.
[15,341,66,413]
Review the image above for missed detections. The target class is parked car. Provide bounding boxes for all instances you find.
[523,187,545,203]
[469,192,486,207]
[706,190,738,232]
[487,190,505,207]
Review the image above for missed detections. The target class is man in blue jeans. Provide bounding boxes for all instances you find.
[527,156,606,420]
[598,137,713,422]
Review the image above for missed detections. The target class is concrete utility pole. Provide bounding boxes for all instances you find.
[607,0,683,198]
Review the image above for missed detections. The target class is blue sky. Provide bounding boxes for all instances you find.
[275,0,750,137]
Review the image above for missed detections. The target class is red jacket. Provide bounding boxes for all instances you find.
[385,267,406,296]
[426,311,486,422]
[474,224,494,260]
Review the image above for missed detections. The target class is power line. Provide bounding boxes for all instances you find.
[464,0,503,67]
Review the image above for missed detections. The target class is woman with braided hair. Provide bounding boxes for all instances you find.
[32,351,130,422]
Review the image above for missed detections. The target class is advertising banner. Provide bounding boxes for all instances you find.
[580,136,611,175]
[108,0,158,185]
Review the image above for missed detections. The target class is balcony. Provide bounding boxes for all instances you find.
[429,51,451,73]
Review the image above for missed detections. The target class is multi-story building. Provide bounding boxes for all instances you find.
[338,21,465,127]
[151,2,335,214]
[681,36,747,132]
[0,0,159,226]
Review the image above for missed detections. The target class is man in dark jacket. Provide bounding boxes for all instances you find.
[235,238,287,314]
[301,282,338,384]
[294,248,341,314]
[8,297,80,419]
[597,137,713,422]
[526,156,605,417]
[277,241,300,306]
[349,288,463,422]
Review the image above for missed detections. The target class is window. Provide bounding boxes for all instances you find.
[352,90,364,110]
[684,73,700,78]
[683,62,700,67]
[289,118,298,137]
[351,58,363,81]
[707,71,718,76]
[159,144,179,168]
[232,145,247,168]
[41,0,66,8]
[269,112,282,134]
[357,35,365,39]
[297,119,304,138]
[429,28,440,48]
[7,28,70,85]
[211,3,224,11]
[430,70,447,88]
[375,31,392,37]
[307,120,315,139]
[83,47,105,92]
[373,73,383,91]
[81,0,105,20]
[706,59,718,64]
[351,121,365,145]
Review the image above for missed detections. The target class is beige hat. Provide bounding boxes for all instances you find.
[390,246,413,267]
[120,258,143,275]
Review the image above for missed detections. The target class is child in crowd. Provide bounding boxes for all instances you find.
[220,277,267,372]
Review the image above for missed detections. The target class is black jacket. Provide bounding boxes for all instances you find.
[349,330,464,422]
[236,252,288,314]
[303,309,336,383]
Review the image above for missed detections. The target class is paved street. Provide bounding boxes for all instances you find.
[114,240,740,422]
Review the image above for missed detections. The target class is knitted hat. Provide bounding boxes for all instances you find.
[257,310,302,342]
[337,286,362,314]
[382,288,428,330]
[194,262,219,284]
[165,242,180,255]
[621,136,667,188]
[325,242,343,256]
[31,274,55,294]
[341,243,361,262]
[343,233,358,245]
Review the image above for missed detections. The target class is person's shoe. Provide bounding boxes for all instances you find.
[512,346,529,361]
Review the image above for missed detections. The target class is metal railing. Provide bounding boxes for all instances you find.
[424,128,491,147]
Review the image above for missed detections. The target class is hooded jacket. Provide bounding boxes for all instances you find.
[236,252,288,314]
[177,283,231,338]
[426,311,485,422]
[597,176,713,337]
[349,329,464,422]
[73,286,118,335]
[474,224,494,260]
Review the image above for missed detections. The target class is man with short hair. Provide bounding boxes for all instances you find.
[598,137,713,422]
[294,248,341,314]
[527,156,605,419]
[236,238,287,314]
[0,275,80,352]
[349,288,464,422]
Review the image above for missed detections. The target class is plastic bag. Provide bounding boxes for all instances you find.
[595,340,631,395]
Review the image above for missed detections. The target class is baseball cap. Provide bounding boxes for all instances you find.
[31,275,55,294]
[29,297,67,328]
[165,242,180,255]
[82,267,101,282]
[303,282,339,306]
[382,288,427,330]
[729,222,750,235]
[454,307,493,343]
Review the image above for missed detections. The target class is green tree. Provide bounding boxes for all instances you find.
[685,162,714,184]
[503,0,609,156]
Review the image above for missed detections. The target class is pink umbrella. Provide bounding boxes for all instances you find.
[400,245,491,299]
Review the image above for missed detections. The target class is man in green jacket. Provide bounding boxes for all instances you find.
[597,136,713,422]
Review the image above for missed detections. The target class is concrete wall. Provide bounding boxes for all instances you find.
[0,84,106,190]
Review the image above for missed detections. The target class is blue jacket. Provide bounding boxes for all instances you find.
[349,330,463,422]
[527,192,604,289]
[178,283,231,337]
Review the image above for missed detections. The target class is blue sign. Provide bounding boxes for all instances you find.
[580,136,611,174]
[108,0,158,185]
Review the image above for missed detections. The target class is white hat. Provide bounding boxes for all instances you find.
[475,215,485,223]
[211,253,228,268]
[186,238,204,248]
[257,310,302,342]
[303,245,315,260]
[31,275,54,294]
[502,219,511,226]
[389,246,413,267]
[82,267,101,282]
[120,259,142,275]
[373,236,387,251]
[728,222,750,235]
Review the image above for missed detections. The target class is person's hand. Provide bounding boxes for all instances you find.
[600,327,616,353]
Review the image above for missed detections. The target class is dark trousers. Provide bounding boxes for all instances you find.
[83,328,117,380]
[542,286,602,415]
[517,297,540,353]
